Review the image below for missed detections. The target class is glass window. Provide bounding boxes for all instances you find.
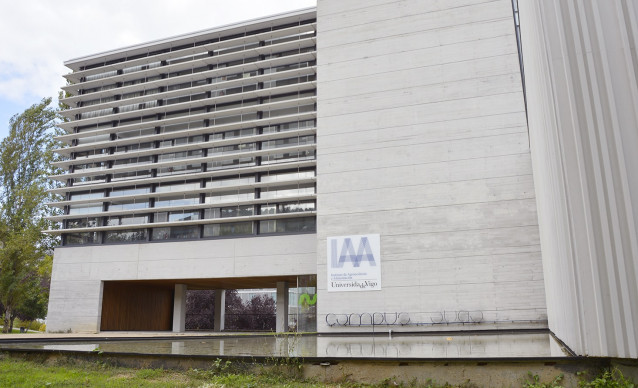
[72,161,107,171]
[156,163,202,176]
[260,201,315,215]
[262,61,313,75]
[260,170,314,183]
[154,195,200,207]
[261,150,315,165]
[259,183,315,200]
[159,135,203,148]
[203,222,253,237]
[263,74,315,89]
[163,107,205,119]
[263,90,315,104]
[66,218,100,229]
[79,108,114,119]
[74,149,108,159]
[121,75,161,87]
[111,170,152,182]
[72,175,107,186]
[206,176,254,188]
[207,157,255,171]
[118,100,158,113]
[164,93,207,106]
[210,112,257,126]
[167,79,207,92]
[85,70,117,81]
[113,156,153,166]
[209,128,256,140]
[208,143,254,156]
[155,211,200,223]
[65,232,98,245]
[107,199,149,211]
[155,181,201,193]
[262,104,315,119]
[115,127,155,140]
[263,46,314,60]
[121,90,143,99]
[106,215,149,226]
[259,217,316,234]
[82,83,117,94]
[158,149,202,162]
[205,189,254,204]
[261,135,315,150]
[152,226,199,240]
[211,83,257,97]
[121,61,160,74]
[169,211,200,222]
[104,229,148,243]
[114,142,153,154]
[70,191,105,200]
[110,186,151,197]
[68,203,103,215]
[264,32,314,46]
[204,205,253,219]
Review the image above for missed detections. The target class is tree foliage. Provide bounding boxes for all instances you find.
[0,98,60,332]
[185,290,216,330]
[185,289,276,331]
[228,293,276,331]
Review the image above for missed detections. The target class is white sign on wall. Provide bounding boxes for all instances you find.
[327,234,381,292]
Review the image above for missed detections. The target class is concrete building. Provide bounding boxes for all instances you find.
[48,9,319,333]
[47,1,638,358]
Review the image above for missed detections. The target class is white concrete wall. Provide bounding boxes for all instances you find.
[316,0,546,332]
[47,234,316,332]
[519,1,638,358]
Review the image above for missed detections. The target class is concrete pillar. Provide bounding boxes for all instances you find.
[276,281,289,333]
[213,289,225,332]
[172,284,187,333]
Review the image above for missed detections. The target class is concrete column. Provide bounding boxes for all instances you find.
[276,281,289,333]
[213,289,225,332]
[172,284,187,333]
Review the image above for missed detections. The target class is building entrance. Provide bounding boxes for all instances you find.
[100,275,316,332]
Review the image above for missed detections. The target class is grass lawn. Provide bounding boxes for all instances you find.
[0,329,38,334]
[0,355,354,388]
[0,354,635,388]
[0,326,41,334]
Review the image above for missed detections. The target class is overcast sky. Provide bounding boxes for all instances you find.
[0,0,316,140]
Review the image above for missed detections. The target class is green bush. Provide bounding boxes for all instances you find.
[579,368,635,388]
[27,321,44,331]
[523,372,564,388]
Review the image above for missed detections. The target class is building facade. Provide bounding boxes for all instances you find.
[48,9,319,333]
[47,1,638,358]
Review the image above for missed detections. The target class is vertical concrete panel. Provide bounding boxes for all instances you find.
[173,284,187,333]
[316,0,545,333]
[519,0,638,357]
[214,289,225,332]
[276,281,290,332]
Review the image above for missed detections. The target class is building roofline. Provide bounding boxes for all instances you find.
[63,6,316,71]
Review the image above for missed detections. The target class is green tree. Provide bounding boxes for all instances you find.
[0,98,60,333]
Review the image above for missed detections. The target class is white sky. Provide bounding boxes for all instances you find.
[0,0,316,140]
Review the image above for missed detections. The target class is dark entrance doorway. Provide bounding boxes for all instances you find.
[100,282,173,331]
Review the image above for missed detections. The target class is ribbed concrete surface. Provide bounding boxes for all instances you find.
[519,0,638,358]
